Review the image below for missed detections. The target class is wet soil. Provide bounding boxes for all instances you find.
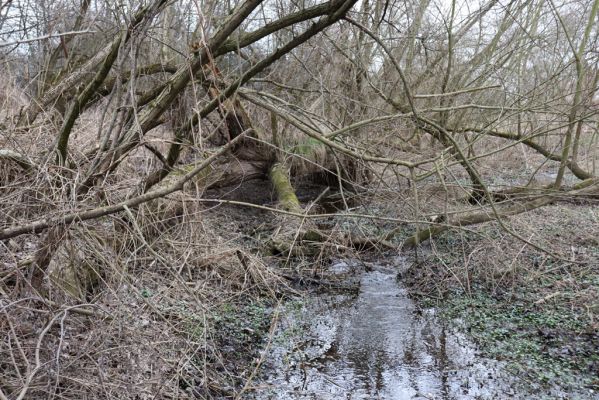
[251,259,521,399]
[204,181,598,399]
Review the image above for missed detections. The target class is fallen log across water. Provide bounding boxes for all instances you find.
[401,178,599,248]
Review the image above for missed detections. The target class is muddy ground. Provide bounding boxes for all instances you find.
[203,180,599,399]
[3,174,596,399]
[401,202,599,398]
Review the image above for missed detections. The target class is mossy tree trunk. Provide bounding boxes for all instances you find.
[269,163,302,212]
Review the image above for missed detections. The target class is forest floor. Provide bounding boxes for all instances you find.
[206,178,599,398]
[403,201,599,396]
[2,171,598,399]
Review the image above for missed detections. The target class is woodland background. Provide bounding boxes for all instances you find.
[1,0,598,398]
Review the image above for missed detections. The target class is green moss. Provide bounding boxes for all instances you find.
[289,138,324,157]
[269,163,301,212]
[159,162,215,189]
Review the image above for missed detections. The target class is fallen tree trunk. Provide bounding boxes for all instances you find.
[7,0,362,299]
[402,178,599,248]
[461,126,596,181]
[0,135,246,241]
[0,149,35,171]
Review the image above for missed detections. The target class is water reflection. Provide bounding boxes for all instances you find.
[253,265,511,399]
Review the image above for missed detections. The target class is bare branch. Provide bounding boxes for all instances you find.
[0,30,94,48]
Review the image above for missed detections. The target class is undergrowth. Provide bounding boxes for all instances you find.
[406,202,599,397]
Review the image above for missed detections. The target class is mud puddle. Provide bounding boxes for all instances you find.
[251,259,520,399]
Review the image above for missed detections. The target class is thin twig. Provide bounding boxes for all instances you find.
[0,30,94,48]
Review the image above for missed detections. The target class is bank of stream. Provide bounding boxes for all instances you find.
[248,257,588,399]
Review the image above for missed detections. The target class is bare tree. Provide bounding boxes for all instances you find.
[1,0,599,397]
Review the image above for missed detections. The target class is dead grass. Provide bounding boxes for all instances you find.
[1,64,598,399]
[1,204,290,399]
[0,79,291,399]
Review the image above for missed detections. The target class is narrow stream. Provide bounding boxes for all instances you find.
[252,260,517,399]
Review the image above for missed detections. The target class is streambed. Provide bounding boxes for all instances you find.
[251,259,522,399]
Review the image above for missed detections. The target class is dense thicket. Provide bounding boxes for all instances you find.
[1,0,598,398]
